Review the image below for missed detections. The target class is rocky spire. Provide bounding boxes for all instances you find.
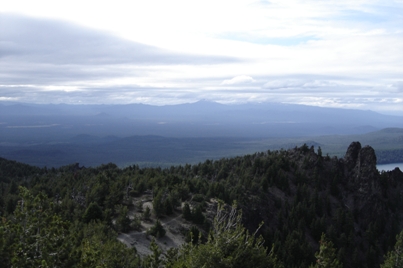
[344,141,361,171]
[344,142,378,194]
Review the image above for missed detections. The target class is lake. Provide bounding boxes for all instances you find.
[377,163,403,171]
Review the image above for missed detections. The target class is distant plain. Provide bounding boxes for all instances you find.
[1,101,402,168]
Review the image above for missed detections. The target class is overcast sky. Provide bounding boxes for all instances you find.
[1,0,402,115]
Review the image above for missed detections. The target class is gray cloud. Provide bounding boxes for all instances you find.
[1,14,237,66]
[0,14,240,87]
[0,61,148,85]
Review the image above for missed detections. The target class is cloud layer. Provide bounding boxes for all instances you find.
[1,0,403,115]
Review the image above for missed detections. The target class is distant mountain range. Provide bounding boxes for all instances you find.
[1,101,402,141]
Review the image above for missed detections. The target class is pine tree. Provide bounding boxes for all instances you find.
[382,230,403,268]
[182,203,192,221]
[311,233,342,268]
[116,205,131,233]
[166,203,279,267]
[191,205,205,224]
[147,220,166,238]
[83,202,103,223]
[142,239,162,268]
[5,187,70,267]
[153,191,164,217]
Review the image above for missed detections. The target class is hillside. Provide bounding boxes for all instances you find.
[1,142,403,267]
[1,128,403,168]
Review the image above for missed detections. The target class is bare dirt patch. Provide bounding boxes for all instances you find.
[117,196,193,257]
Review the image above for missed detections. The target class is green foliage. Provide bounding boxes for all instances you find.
[382,230,403,268]
[153,190,164,217]
[1,187,140,267]
[5,196,17,215]
[116,204,131,233]
[185,226,202,245]
[147,220,166,238]
[78,231,139,268]
[0,221,7,264]
[182,202,192,221]
[311,233,342,268]
[166,204,277,267]
[8,180,18,195]
[83,202,103,223]
[142,239,163,268]
[191,204,205,224]
[4,187,70,267]
[1,143,403,267]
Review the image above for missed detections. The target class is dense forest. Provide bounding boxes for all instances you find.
[1,141,403,267]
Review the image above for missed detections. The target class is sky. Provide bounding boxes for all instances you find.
[1,0,403,115]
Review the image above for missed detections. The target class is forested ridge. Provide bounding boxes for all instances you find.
[1,141,403,267]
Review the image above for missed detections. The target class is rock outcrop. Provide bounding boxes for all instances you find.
[344,142,378,195]
[344,141,362,171]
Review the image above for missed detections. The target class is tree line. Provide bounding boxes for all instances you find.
[1,143,403,267]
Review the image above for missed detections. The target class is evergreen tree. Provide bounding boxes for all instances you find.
[191,204,205,224]
[153,191,164,217]
[78,227,139,267]
[4,187,70,267]
[182,203,192,221]
[147,220,166,238]
[165,203,279,267]
[143,239,163,268]
[311,233,342,268]
[116,205,131,233]
[83,202,103,223]
[382,230,403,268]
